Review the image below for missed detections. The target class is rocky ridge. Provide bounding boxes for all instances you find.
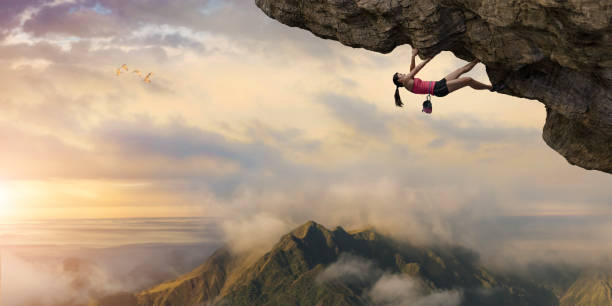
[95,221,558,305]
[255,0,612,173]
[91,221,612,306]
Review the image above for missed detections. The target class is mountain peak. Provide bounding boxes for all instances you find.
[290,220,327,239]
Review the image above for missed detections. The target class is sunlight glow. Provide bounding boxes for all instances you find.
[0,184,9,217]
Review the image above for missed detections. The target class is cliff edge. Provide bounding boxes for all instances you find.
[255,0,612,173]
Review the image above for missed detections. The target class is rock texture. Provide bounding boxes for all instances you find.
[255,0,612,173]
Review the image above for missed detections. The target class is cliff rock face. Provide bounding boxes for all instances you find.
[255,0,612,173]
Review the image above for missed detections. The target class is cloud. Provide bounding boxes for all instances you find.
[316,253,381,284]
[425,115,538,150]
[316,254,462,306]
[318,93,391,137]
[140,32,205,51]
[0,0,45,36]
[0,116,301,181]
[316,91,540,151]
[209,170,612,271]
[2,251,110,306]
[19,0,206,39]
[92,117,285,168]
[1,0,347,66]
[221,213,290,254]
[2,242,221,306]
[369,274,462,306]
[22,2,122,38]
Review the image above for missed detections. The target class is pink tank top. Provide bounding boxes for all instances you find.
[411,78,435,95]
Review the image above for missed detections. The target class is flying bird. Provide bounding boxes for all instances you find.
[115,64,129,76]
[143,72,153,83]
[114,65,153,84]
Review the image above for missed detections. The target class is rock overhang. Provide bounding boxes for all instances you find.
[256,0,612,173]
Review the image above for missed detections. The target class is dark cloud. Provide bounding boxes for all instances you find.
[427,137,447,148]
[0,0,45,37]
[23,2,122,38]
[316,91,539,149]
[21,0,204,38]
[19,0,263,40]
[0,114,314,184]
[93,117,284,168]
[6,0,347,61]
[426,116,539,150]
[318,93,391,137]
[242,120,321,153]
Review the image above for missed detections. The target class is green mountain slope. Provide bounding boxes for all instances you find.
[94,221,559,306]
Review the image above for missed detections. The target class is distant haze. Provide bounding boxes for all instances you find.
[1,218,223,306]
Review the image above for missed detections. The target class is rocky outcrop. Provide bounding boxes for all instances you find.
[255,0,612,173]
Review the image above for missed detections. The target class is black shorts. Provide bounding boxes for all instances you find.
[433,78,449,97]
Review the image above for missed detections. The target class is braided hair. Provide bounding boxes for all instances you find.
[393,73,403,107]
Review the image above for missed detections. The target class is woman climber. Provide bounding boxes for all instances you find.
[393,49,504,113]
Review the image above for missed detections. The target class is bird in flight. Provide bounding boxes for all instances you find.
[116,64,129,76]
[115,65,153,84]
[143,72,153,83]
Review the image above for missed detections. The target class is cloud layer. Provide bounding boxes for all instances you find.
[317,254,462,306]
[2,242,221,306]
[0,0,611,286]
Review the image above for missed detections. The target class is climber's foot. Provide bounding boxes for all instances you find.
[490,84,505,92]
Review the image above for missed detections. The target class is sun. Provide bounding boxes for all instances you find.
[0,184,9,214]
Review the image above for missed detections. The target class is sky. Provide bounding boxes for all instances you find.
[0,0,611,266]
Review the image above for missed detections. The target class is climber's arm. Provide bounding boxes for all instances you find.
[410,49,418,71]
[408,57,433,78]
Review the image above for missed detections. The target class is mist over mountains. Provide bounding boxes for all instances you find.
[3,243,221,306]
[93,221,612,306]
[1,217,223,306]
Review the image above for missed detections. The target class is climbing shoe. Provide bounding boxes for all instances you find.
[490,84,505,92]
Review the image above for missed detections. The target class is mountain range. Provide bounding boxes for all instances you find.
[91,221,612,306]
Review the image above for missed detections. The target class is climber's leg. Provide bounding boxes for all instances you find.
[444,59,479,81]
[446,77,493,92]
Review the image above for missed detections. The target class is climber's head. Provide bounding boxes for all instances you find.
[393,73,403,107]
[393,73,403,87]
